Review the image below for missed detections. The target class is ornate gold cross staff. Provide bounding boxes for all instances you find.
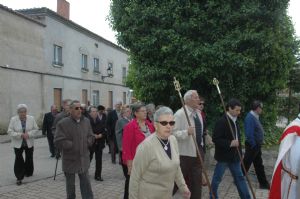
[213,78,256,199]
[173,77,215,199]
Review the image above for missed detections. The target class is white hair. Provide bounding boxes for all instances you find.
[183,90,196,103]
[17,104,28,112]
[154,106,173,122]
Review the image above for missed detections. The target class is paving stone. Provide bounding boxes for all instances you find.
[0,141,273,199]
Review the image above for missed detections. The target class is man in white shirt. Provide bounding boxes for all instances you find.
[210,98,250,199]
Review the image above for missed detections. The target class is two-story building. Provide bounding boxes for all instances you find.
[0,1,129,126]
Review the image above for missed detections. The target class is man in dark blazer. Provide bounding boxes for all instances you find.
[42,105,58,157]
[210,98,250,199]
[106,100,122,164]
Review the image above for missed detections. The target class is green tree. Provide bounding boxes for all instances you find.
[110,1,299,130]
[285,58,300,122]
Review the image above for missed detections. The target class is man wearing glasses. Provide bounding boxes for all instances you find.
[242,100,270,189]
[173,90,204,199]
[55,100,95,199]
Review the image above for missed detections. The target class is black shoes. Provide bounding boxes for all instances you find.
[50,154,55,158]
[16,180,22,186]
[259,183,270,190]
[95,177,104,181]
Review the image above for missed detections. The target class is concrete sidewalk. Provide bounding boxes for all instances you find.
[0,130,45,144]
[0,138,275,199]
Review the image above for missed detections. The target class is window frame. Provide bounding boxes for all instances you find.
[53,45,63,67]
[92,90,100,106]
[93,58,100,73]
[81,54,88,72]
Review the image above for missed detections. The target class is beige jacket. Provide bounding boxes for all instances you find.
[172,106,203,157]
[8,115,38,148]
[129,133,188,199]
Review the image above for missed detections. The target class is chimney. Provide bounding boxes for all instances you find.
[57,0,70,19]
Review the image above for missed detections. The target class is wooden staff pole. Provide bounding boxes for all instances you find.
[173,77,215,199]
[212,78,256,199]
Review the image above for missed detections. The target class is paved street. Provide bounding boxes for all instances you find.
[0,137,275,199]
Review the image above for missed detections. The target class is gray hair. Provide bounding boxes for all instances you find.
[146,103,155,112]
[88,106,97,113]
[183,90,197,103]
[17,104,28,112]
[131,102,145,118]
[154,106,173,122]
[70,100,80,108]
[62,99,72,105]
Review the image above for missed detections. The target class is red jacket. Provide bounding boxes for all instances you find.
[122,118,155,165]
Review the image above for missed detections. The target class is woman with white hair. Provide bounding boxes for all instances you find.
[7,104,38,185]
[129,106,191,199]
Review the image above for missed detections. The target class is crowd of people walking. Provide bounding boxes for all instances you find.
[7,90,300,199]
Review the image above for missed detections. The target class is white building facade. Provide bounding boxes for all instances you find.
[0,4,129,126]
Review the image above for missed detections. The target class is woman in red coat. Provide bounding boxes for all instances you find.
[122,103,155,199]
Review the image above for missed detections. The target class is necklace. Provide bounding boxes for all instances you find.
[156,135,169,151]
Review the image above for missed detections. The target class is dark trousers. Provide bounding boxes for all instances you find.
[109,136,118,163]
[65,171,94,199]
[174,155,203,199]
[47,133,55,156]
[14,146,34,180]
[122,164,130,199]
[243,142,268,185]
[89,144,103,178]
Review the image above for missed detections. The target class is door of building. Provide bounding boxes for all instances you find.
[54,88,62,111]
[108,91,113,108]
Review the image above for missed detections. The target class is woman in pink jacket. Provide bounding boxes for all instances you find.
[122,103,155,199]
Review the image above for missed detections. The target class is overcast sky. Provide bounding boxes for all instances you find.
[0,0,299,45]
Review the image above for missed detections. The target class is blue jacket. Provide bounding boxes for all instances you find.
[244,112,264,148]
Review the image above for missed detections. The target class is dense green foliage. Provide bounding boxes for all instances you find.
[110,1,299,144]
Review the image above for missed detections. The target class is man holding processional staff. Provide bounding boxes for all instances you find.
[173,90,206,199]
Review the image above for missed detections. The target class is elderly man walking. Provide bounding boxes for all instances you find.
[42,105,58,158]
[54,100,95,199]
[173,90,205,199]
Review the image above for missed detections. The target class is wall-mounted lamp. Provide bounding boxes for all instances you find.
[128,89,134,104]
[101,64,114,81]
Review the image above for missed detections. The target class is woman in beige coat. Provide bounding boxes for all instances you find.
[129,106,190,199]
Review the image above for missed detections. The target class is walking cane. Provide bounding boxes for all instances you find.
[173,77,215,199]
[53,157,59,180]
[212,78,256,199]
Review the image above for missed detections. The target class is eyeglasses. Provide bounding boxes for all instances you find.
[157,121,175,126]
[74,107,81,110]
